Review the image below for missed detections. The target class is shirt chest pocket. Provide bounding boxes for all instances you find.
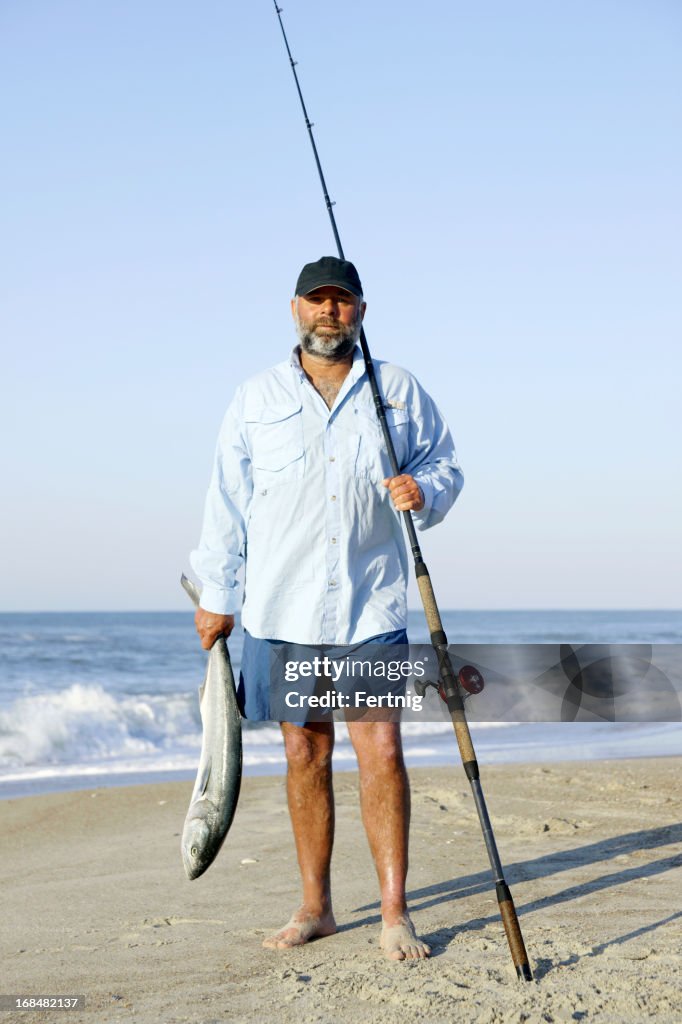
[353,403,411,478]
[245,401,305,490]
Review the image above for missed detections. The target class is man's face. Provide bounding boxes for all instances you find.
[291,286,366,360]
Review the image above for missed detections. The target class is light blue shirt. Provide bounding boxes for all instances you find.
[191,345,463,644]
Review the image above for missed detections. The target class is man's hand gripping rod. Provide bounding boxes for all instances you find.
[272,1,532,980]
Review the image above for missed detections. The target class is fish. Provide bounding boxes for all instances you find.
[180,573,243,879]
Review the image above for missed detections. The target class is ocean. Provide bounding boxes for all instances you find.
[0,610,680,800]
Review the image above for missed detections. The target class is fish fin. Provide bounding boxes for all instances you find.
[196,757,212,797]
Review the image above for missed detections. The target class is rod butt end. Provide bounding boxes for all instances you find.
[516,962,533,982]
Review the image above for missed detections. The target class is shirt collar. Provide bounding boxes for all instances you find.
[289,343,366,386]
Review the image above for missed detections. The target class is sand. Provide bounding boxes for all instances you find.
[1,756,680,1024]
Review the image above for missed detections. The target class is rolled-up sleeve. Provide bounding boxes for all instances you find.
[189,390,253,613]
[402,379,464,531]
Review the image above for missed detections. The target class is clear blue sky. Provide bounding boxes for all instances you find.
[2,1,680,611]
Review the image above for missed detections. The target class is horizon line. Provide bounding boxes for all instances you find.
[0,608,680,616]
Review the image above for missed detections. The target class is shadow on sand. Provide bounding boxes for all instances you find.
[338,822,682,972]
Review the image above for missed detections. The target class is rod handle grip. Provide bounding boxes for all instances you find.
[416,570,444,636]
[497,884,533,981]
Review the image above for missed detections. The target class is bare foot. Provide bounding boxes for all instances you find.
[262,906,337,949]
[380,913,431,961]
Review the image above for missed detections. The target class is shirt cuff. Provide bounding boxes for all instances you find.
[198,584,242,615]
[410,478,434,525]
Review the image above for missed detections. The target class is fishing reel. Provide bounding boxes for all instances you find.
[414,664,485,703]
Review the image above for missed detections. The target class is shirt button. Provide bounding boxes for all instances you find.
[329,456,336,462]
[330,495,337,501]
[329,580,337,587]
[331,537,337,544]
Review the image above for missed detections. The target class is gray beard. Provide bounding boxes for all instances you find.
[295,313,360,361]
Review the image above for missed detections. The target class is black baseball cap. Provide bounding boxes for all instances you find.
[295,256,363,299]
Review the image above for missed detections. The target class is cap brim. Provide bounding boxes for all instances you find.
[300,279,363,298]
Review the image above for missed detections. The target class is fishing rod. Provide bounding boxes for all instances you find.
[271,2,533,982]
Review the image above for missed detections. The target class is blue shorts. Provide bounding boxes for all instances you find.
[238,628,410,724]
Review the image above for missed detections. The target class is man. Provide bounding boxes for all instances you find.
[191,257,463,960]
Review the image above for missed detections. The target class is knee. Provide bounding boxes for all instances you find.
[353,725,405,774]
[283,727,334,774]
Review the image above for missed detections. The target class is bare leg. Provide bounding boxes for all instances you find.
[263,721,337,948]
[347,720,431,960]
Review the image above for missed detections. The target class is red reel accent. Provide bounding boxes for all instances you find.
[459,665,484,694]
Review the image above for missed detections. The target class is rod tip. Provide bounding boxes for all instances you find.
[516,963,534,982]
